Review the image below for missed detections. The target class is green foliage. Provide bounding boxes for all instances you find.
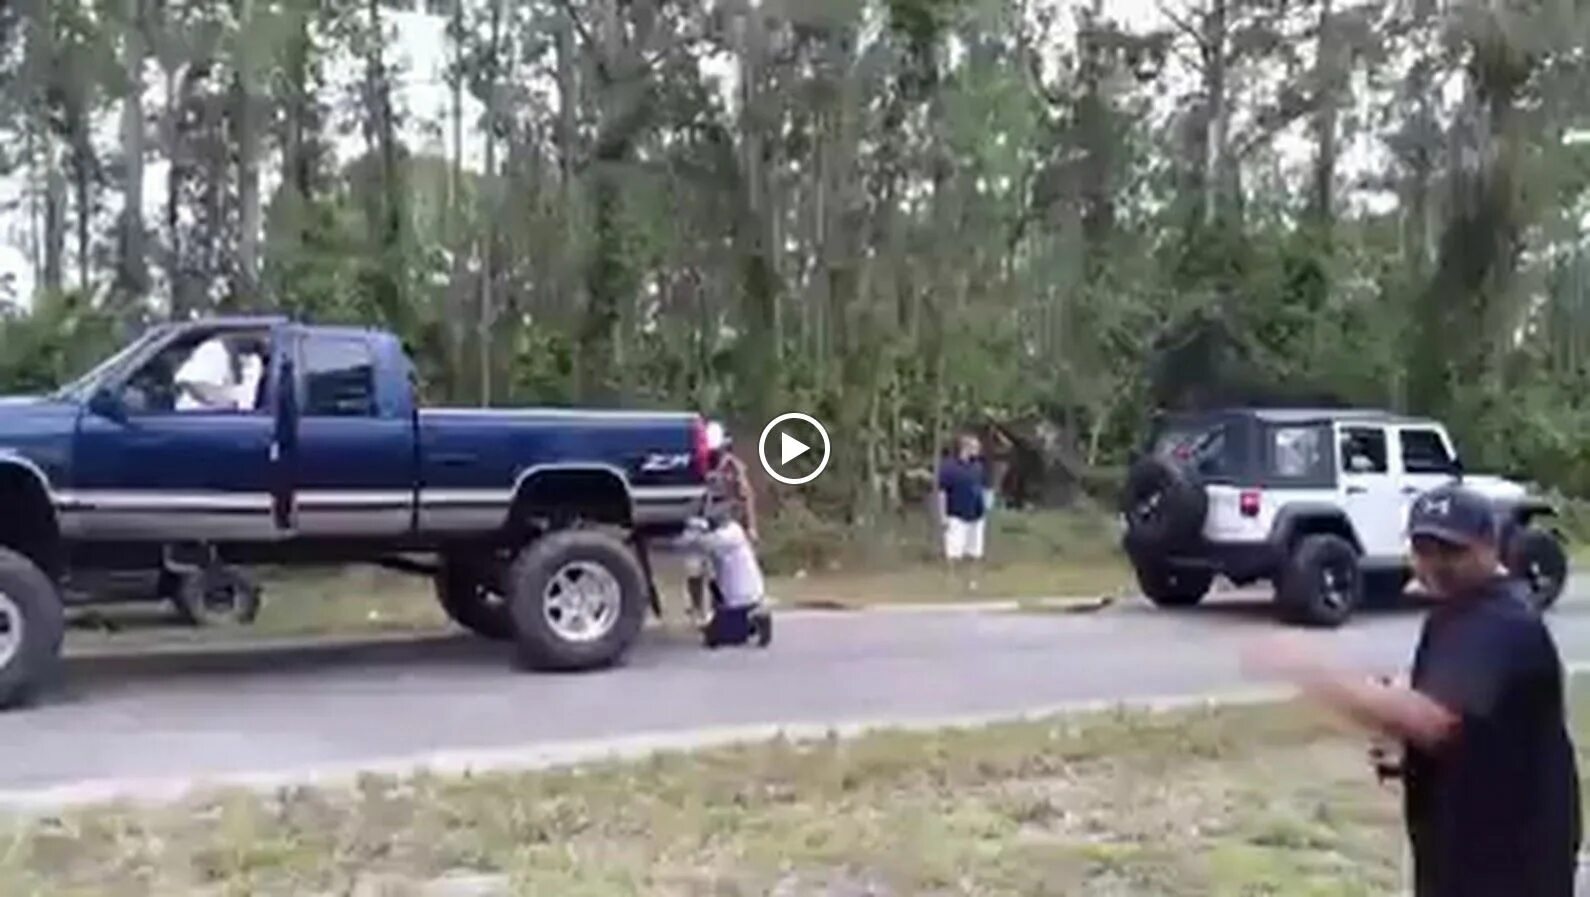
[1,0,1590,511]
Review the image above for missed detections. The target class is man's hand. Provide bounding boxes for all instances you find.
[1240,632,1332,687]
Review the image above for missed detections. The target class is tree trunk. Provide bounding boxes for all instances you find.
[1203,0,1230,228]
[235,0,262,304]
[1308,0,1338,231]
[114,0,151,310]
[163,64,184,316]
[478,0,504,405]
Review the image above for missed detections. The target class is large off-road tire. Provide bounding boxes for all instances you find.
[435,556,516,641]
[0,548,65,710]
[506,529,649,672]
[167,566,262,627]
[1120,456,1208,553]
[1134,562,1215,607]
[1277,534,1363,628]
[1505,527,1568,612]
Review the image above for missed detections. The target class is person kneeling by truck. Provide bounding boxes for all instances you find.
[678,510,772,648]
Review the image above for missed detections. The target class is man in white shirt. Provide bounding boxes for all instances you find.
[174,335,265,412]
[679,511,772,648]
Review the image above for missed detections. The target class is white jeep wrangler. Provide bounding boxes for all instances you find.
[1119,408,1568,627]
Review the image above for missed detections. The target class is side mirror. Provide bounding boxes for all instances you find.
[87,388,127,422]
[1450,456,1465,480]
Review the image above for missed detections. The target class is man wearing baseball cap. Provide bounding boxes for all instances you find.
[1245,484,1580,896]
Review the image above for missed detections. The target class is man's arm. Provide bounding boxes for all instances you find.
[733,455,758,539]
[1244,634,1461,749]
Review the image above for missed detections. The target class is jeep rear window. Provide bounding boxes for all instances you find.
[1153,421,1235,479]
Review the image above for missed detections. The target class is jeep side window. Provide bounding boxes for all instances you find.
[1339,427,1388,474]
[1270,426,1325,479]
[1401,428,1454,474]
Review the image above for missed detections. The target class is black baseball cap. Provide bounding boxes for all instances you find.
[1407,484,1497,547]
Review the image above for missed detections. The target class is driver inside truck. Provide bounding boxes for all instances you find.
[174,333,268,412]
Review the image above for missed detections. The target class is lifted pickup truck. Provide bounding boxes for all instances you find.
[0,317,710,708]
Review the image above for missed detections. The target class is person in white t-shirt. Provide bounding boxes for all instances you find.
[678,510,772,648]
[174,335,265,412]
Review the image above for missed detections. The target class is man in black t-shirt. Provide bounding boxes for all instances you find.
[1246,484,1580,897]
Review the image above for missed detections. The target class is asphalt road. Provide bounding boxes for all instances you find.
[6,584,1590,802]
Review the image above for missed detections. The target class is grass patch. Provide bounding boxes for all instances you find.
[0,700,1390,895]
[21,677,1590,894]
[16,676,1590,895]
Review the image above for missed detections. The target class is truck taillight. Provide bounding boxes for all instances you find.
[1239,489,1262,517]
[691,416,711,477]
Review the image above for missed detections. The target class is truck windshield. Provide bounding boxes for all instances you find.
[51,326,168,402]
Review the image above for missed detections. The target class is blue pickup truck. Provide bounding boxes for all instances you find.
[0,317,711,708]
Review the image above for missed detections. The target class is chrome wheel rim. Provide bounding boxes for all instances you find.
[0,592,23,670]
[542,562,622,643]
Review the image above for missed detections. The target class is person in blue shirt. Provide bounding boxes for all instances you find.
[937,433,989,572]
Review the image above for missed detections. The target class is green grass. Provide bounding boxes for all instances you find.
[18,673,1573,895]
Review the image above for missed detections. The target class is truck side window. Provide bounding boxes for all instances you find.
[303,335,376,417]
[1400,428,1454,474]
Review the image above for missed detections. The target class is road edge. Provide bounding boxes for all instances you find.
[0,685,1295,811]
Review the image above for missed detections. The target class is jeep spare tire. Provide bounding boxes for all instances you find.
[1121,456,1208,552]
[1505,528,1568,612]
[0,547,65,710]
[506,529,648,672]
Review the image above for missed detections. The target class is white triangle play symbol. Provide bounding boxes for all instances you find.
[780,431,810,465]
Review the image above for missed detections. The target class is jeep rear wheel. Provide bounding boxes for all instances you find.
[1278,534,1362,628]
[1134,563,1214,607]
[0,548,64,710]
[1505,528,1568,612]
[506,529,648,671]
[436,556,515,640]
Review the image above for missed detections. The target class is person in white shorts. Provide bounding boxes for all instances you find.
[937,433,990,566]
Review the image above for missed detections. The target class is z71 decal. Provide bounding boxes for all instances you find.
[641,452,692,473]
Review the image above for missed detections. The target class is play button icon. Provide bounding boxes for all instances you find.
[780,432,810,465]
[758,412,831,485]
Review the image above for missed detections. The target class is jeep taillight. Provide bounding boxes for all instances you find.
[691,416,711,477]
[1239,489,1262,517]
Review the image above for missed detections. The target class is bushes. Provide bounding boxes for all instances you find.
[756,499,1122,576]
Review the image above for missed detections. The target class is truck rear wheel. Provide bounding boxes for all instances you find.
[436,557,516,641]
[506,529,648,671]
[0,547,65,710]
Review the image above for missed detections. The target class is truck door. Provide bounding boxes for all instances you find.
[286,329,414,536]
[71,324,286,542]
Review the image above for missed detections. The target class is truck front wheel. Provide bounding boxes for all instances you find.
[0,547,65,710]
[436,556,516,641]
[506,529,648,671]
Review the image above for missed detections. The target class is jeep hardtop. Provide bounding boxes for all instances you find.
[1119,407,1567,626]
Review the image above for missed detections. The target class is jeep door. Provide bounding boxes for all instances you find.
[1391,425,1461,545]
[1336,425,1403,561]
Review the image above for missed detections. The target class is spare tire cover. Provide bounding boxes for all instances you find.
[1121,456,1208,552]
